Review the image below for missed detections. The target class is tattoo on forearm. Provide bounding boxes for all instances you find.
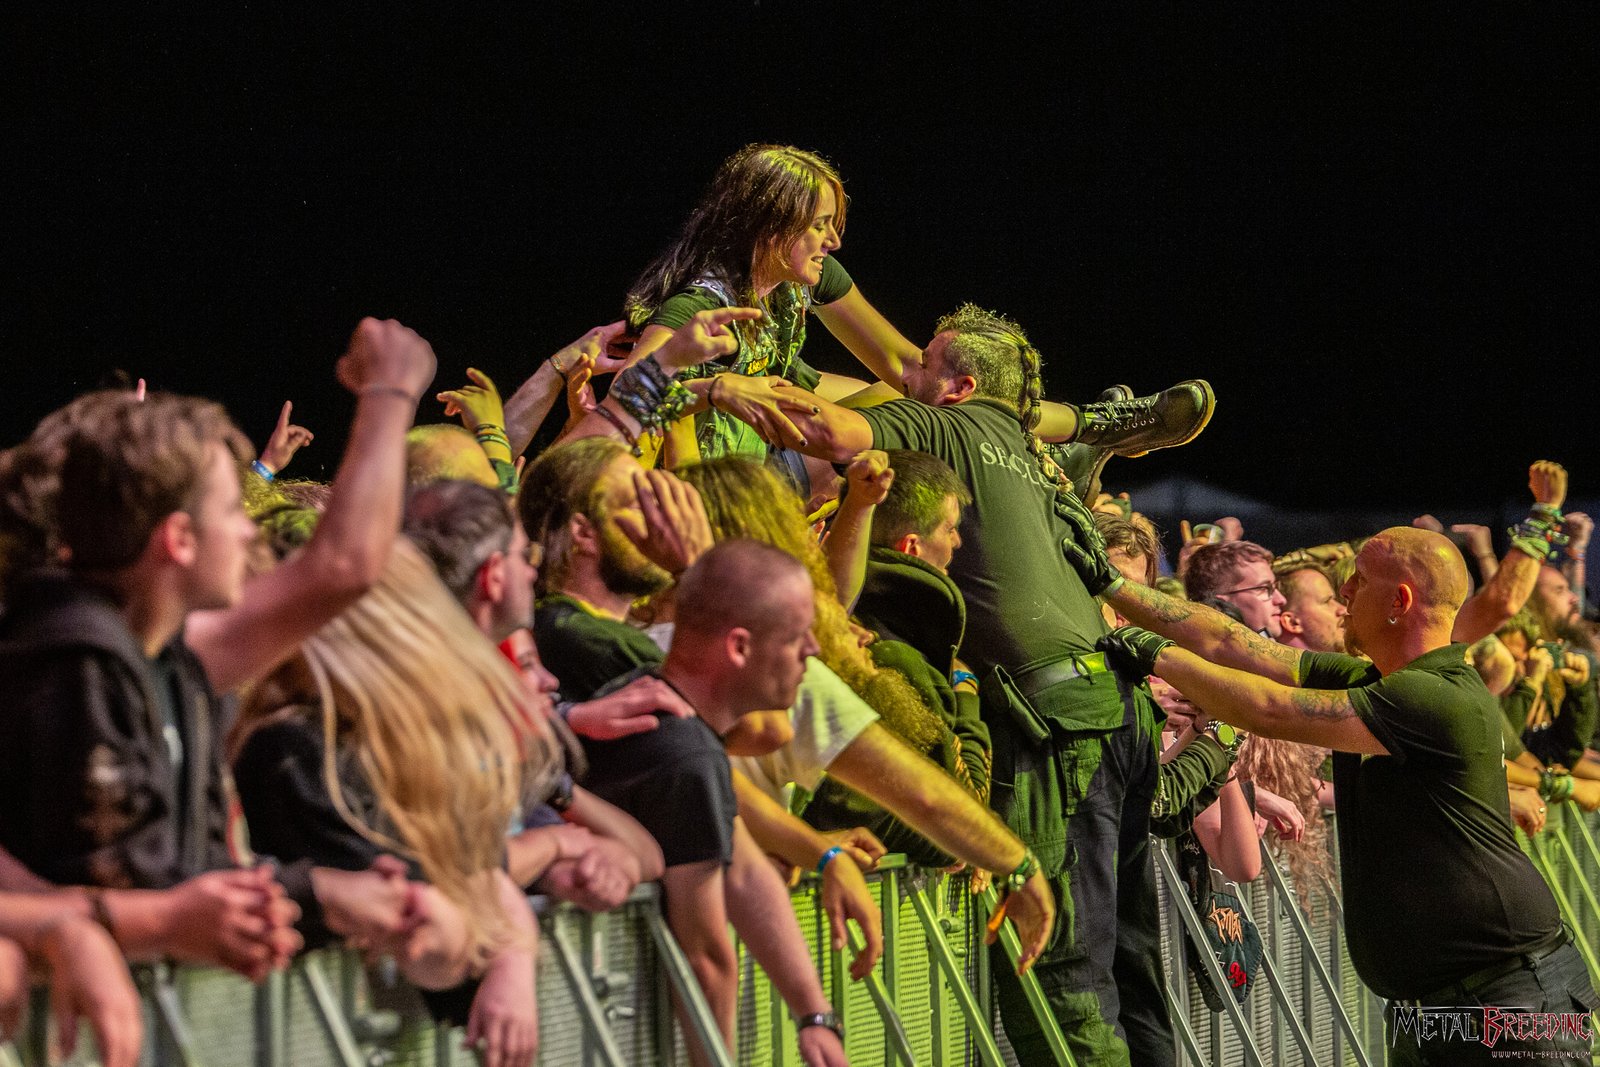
[1130,583,1194,624]
[1240,629,1301,671]
[1290,689,1355,722]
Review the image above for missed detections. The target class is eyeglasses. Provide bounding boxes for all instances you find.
[1217,580,1280,600]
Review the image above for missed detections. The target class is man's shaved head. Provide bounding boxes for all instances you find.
[675,539,811,638]
[406,425,498,488]
[1341,526,1472,664]
[671,539,820,719]
[1364,527,1470,618]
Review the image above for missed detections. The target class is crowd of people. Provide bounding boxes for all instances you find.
[0,144,1592,1067]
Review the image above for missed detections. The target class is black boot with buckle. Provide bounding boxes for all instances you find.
[1049,381,1216,501]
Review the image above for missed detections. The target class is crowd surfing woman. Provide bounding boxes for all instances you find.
[558,143,1104,495]
[232,538,568,1066]
[621,144,904,463]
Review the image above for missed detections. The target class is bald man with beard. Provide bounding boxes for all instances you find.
[1060,520,1596,1066]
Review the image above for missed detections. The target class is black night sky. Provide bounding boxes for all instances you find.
[5,6,1596,527]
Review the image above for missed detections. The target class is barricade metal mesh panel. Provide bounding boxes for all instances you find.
[3,818,1438,1067]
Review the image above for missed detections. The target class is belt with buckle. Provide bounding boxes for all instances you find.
[1013,652,1113,701]
[1408,927,1570,1005]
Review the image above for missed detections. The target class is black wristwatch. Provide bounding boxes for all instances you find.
[796,1011,844,1040]
[1202,719,1246,757]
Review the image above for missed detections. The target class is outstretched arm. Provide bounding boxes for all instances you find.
[825,723,1053,972]
[189,318,436,692]
[814,287,925,392]
[1105,579,1305,686]
[1148,643,1386,754]
[1052,481,1305,684]
[502,322,631,456]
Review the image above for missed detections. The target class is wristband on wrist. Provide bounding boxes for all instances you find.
[1002,848,1039,894]
[815,846,843,876]
[1539,768,1577,804]
[1510,509,1570,563]
[610,356,694,436]
[708,374,728,412]
[951,669,979,690]
[250,459,276,482]
[475,427,511,448]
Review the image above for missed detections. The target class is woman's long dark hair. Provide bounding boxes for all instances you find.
[624,144,847,335]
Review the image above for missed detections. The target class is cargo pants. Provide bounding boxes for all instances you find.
[986,660,1172,1067]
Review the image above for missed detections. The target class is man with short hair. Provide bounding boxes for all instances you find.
[0,318,462,974]
[521,436,1050,981]
[590,540,848,1067]
[1185,540,1288,640]
[811,449,992,862]
[867,448,970,572]
[1275,564,1349,654]
[405,424,499,488]
[690,304,1199,1065]
[1065,512,1596,1065]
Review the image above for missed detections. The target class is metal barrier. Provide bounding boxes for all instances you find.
[14,807,1600,1066]
[0,859,1014,1067]
[1157,830,1384,1067]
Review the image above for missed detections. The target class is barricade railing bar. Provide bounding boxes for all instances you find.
[14,807,1600,1066]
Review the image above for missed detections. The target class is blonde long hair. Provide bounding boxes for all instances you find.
[675,458,944,753]
[242,539,562,962]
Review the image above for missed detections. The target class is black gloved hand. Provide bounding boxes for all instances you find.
[1096,625,1175,679]
[1053,488,1123,595]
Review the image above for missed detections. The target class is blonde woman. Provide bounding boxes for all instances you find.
[233,537,565,1066]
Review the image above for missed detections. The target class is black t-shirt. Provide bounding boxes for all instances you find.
[582,668,737,870]
[233,712,490,1022]
[533,594,665,703]
[859,398,1108,674]
[1300,645,1561,998]
[530,601,734,869]
[233,713,408,877]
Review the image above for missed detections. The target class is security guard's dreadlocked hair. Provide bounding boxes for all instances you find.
[933,304,1076,514]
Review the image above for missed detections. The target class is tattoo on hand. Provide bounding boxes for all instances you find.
[1290,689,1355,722]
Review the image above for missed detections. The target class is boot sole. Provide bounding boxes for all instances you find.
[1117,379,1216,458]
